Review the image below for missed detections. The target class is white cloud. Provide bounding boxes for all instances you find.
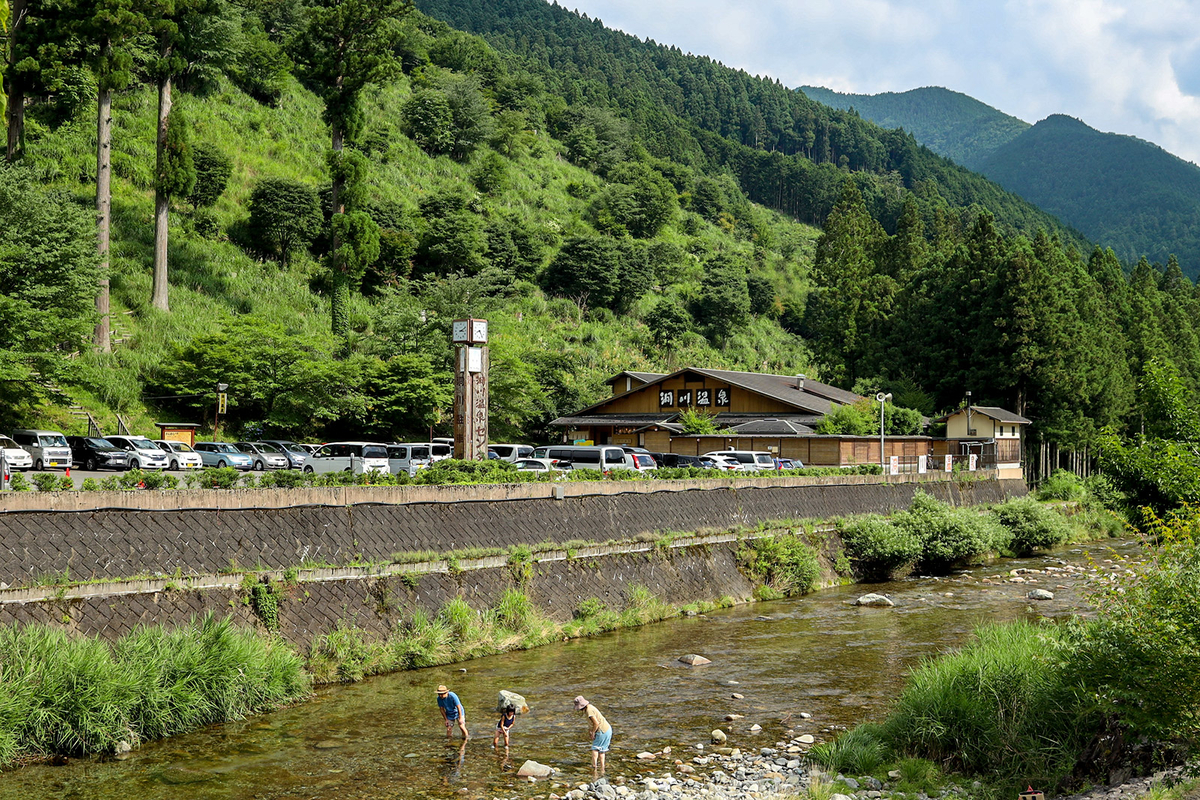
[565,0,1200,164]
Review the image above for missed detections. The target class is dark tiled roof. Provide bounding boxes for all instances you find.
[574,368,864,417]
[549,413,678,428]
[936,406,1031,424]
[604,371,668,385]
[729,418,816,435]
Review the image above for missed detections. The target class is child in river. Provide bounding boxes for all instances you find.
[493,704,517,749]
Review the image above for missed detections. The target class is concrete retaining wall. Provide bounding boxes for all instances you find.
[0,478,1025,585]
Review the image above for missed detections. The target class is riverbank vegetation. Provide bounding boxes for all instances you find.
[0,615,307,767]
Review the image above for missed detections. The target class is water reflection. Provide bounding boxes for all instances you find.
[0,539,1139,800]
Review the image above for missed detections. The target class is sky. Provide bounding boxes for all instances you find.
[562,0,1200,165]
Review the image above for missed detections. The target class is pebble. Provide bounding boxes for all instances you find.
[797,734,815,744]
[748,724,761,733]
[799,712,811,719]
[731,693,744,700]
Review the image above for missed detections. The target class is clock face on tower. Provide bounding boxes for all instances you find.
[471,319,488,343]
[452,320,470,343]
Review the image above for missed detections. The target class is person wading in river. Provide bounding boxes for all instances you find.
[438,685,469,740]
[493,703,517,750]
[574,695,611,775]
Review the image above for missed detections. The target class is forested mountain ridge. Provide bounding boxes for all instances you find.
[978,115,1200,273]
[798,86,1029,170]
[797,86,1200,276]
[414,0,1084,247]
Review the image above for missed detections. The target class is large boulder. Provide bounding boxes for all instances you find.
[517,760,553,778]
[855,594,895,607]
[498,690,530,713]
[1027,589,1055,601]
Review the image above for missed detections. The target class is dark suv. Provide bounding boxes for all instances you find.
[66,436,131,471]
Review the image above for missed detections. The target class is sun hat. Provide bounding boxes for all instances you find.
[437,685,449,695]
[573,695,589,710]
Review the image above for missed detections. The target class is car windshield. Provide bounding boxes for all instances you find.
[257,443,283,453]
[130,438,157,450]
[39,434,68,447]
[756,455,774,464]
[0,437,17,449]
[173,443,195,452]
[362,445,388,459]
[215,443,239,454]
[84,438,112,448]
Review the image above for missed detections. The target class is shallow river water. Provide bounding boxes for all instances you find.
[0,538,1143,800]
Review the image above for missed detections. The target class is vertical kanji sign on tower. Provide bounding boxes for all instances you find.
[451,318,489,460]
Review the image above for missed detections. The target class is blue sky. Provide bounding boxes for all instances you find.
[563,0,1200,165]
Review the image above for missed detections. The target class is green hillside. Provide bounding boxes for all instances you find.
[979,115,1200,272]
[798,86,1029,170]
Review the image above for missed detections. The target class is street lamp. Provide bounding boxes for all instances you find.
[876,392,893,473]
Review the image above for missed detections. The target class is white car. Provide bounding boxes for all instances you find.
[701,452,744,471]
[0,435,32,471]
[154,440,204,470]
[514,457,569,474]
[702,450,776,471]
[489,444,536,463]
[106,435,170,470]
[303,442,390,474]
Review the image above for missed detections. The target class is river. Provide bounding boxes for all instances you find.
[0,538,1142,800]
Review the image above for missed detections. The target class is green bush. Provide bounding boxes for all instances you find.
[80,477,100,491]
[414,459,535,485]
[739,535,820,596]
[839,515,924,581]
[1036,469,1085,502]
[30,473,60,492]
[6,473,31,491]
[0,614,308,764]
[896,491,999,569]
[881,622,1090,787]
[57,475,75,491]
[990,496,1072,555]
[188,467,243,490]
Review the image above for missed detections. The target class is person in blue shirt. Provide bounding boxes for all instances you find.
[437,684,470,740]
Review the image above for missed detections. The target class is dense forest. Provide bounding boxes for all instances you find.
[2,0,1199,453]
[798,86,1029,171]
[798,86,1200,276]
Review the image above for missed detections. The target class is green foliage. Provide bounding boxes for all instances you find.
[5,473,31,492]
[188,144,232,209]
[989,496,1071,555]
[401,88,455,155]
[540,235,622,309]
[226,22,292,105]
[644,297,693,346]
[412,458,532,485]
[156,109,196,199]
[839,515,924,581]
[810,723,892,775]
[244,178,323,264]
[691,254,750,339]
[30,473,60,493]
[677,407,724,435]
[80,477,101,491]
[0,614,308,764]
[895,491,1000,569]
[1036,469,1085,502]
[738,535,820,597]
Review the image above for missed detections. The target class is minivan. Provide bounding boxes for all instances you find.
[488,444,535,463]
[531,445,632,471]
[701,450,777,471]
[106,435,170,470]
[303,442,390,474]
[11,429,73,471]
[387,443,432,477]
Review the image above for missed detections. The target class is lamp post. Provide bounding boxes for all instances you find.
[876,392,892,473]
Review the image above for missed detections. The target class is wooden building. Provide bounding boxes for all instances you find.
[934,406,1030,479]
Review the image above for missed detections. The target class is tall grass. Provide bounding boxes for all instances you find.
[0,614,308,765]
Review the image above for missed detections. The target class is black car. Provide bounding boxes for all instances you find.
[652,452,706,468]
[66,436,131,471]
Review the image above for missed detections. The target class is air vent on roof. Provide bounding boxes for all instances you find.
[795,374,806,390]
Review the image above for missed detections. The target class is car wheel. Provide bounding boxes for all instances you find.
[217,460,226,469]
[34,459,43,471]
[170,459,179,471]
[254,461,264,471]
[130,459,140,470]
[85,457,97,471]
[303,466,314,474]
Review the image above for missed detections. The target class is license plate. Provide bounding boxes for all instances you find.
[49,460,65,467]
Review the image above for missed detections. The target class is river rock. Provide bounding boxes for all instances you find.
[749,724,762,733]
[797,734,815,744]
[832,794,856,800]
[855,593,895,607]
[711,729,727,744]
[1027,589,1055,600]
[863,776,884,790]
[888,770,902,780]
[731,693,744,699]
[637,752,656,760]
[842,777,860,790]
[115,740,131,754]
[724,714,743,721]
[679,654,712,666]
[799,712,811,719]
[518,760,554,778]
[678,765,695,774]
[314,739,343,749]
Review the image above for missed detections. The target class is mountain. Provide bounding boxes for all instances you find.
[798,86,1029,171]
[977,115,1200,271]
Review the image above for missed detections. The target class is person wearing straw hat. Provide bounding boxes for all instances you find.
[437,685,469,740]
[574,696,611,775]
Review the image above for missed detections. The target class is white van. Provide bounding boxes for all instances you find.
[531,445,632,471]
[106,435,170,470]
[11,429,72,471]
[702,450,777,472]
[488,444,535,463]
[303,441,390,474]
[387,443,432,477]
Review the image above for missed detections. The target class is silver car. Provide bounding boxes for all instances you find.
[193,442,254,470]
[235,442,290,471]
[105,435,170,471]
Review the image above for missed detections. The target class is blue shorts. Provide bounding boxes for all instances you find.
[591,728,612,752]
